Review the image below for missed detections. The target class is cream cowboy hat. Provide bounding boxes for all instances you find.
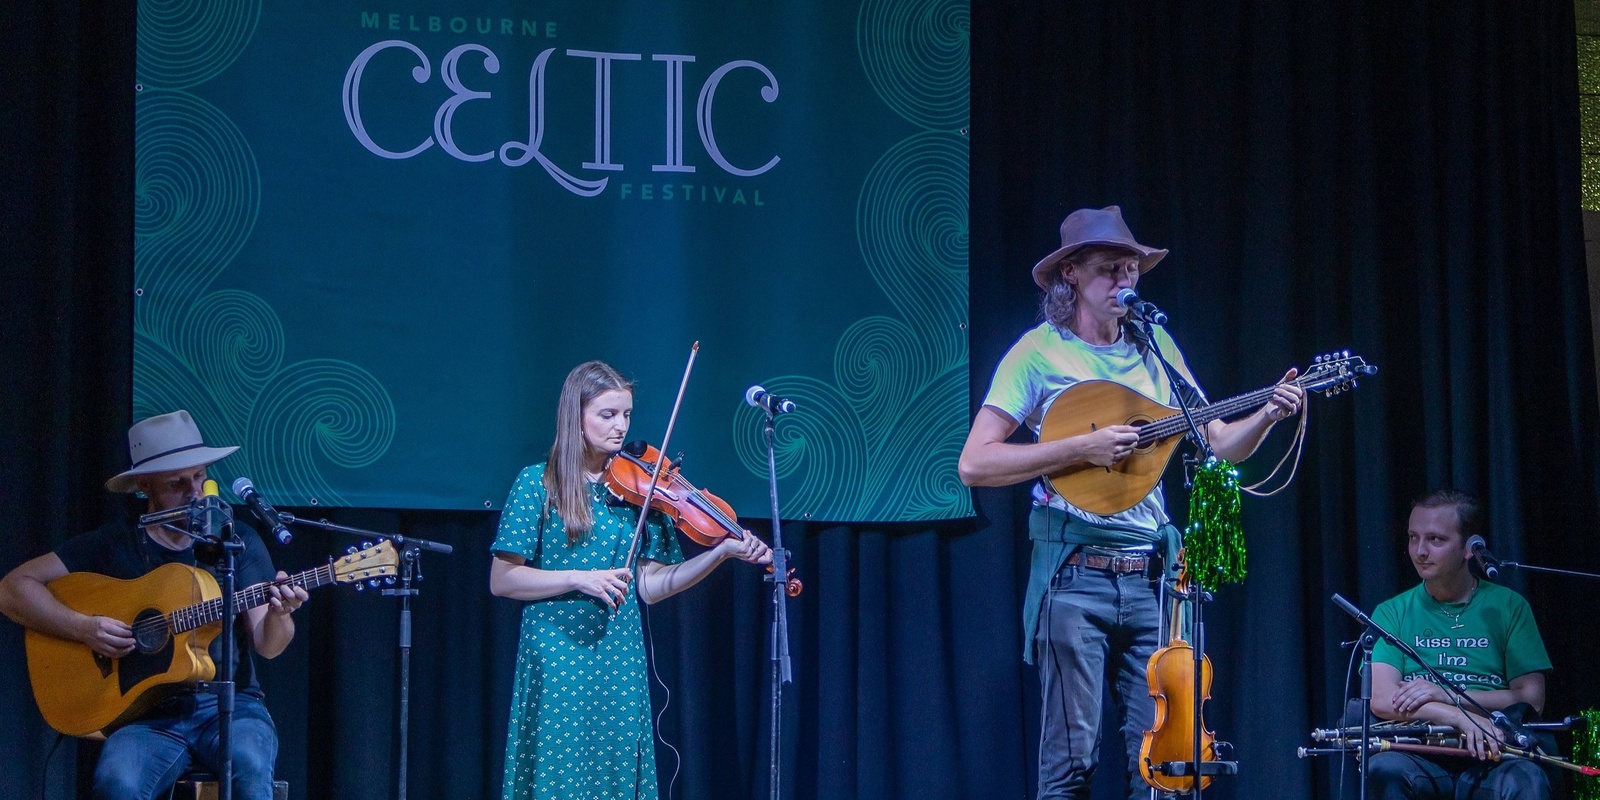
[1031,205,1169,289]
[105,410,239,493]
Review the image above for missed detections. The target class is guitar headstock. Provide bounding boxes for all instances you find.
[332,540,400,585]
[1300,350,1377,397]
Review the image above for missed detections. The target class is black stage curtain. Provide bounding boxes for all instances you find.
[3,2,1598,800]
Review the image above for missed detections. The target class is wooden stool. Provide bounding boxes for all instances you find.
[169,771,289,800]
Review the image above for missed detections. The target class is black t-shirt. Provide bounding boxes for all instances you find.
[53,519,277,697]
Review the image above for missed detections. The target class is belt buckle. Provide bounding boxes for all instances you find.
[1110,555,1140,574]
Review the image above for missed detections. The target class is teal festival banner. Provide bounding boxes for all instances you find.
[134,0,971,521]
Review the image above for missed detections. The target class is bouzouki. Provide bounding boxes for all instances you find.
[1039,351,1374,515]
[26,541,399,738]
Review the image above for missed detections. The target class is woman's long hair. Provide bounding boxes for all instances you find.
[1038,245,1152,353]
[545,360,633,543]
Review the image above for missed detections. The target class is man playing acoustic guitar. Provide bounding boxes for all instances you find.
[1367,490,1551,799]
[958,205,1303,799]
[0,410,306,800]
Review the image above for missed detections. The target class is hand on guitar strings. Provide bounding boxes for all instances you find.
[1081,425,1141,467]
[574,568,634,612]
[713,531,774,566]
[1262,368,1305,422]
[83,615,135,658]
[264,571,309,616]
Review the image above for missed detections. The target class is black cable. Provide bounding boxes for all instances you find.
[39,732,66,800]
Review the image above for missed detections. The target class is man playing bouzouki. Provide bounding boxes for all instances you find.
[0,410,306,800]
[958,206,1303,799]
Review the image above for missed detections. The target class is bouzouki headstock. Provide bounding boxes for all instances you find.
[1301,350,1377,397]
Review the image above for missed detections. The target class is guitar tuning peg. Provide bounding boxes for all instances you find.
[362,541,373,550]
[1342,349,1350,358]
[346,546,357,555]
[354,582,365,592]
[1314,355,1323,364]
[384,576,396,586]
[368,578,381,588]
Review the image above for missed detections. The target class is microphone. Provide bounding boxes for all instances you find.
[1490,710,1535,748]
[1467,534,1500,579]
[1331,593,1374,627]
[745,385,797,414]
[192,479,233,541]
[1116,288,1168,325]
[232,476,293,544]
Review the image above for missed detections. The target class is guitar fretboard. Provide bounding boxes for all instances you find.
[167,563,335,634]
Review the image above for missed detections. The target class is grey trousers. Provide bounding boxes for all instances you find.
[1034,558,1162,800]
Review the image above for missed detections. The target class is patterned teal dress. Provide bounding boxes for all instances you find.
[492,463,684,800]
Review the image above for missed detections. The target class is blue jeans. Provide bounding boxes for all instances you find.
[93,693,279,800]
[1367,750,1549,800]
[1034,557,1161,800]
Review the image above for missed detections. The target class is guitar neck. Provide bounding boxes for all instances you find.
[168,562,334,634]
[1137,378,1306,444]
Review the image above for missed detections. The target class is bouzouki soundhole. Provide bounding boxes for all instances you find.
[1127,416,1155,453]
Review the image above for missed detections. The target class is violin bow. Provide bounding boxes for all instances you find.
[617,341,700,576]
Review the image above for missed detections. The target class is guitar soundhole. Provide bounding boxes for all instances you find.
[132,608,170,654]
[119,609,175,696]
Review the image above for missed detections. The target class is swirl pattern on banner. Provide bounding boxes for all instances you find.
[246,360,397,505]
[857,132,968,370]
[135,91,259,341]
[137,0,262,90]
[175,289,283,424]
[736,0,971,520]
[136,11,397,506]
[857,0,970,131]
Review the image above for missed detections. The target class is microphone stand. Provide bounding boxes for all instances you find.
[1137,314,1236,798]
[276,512,453,800]
[758,407,793,800]
[1484,560,1600,582]
[144,497,241,800]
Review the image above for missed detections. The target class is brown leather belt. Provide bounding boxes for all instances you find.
[1067,551,1150,574]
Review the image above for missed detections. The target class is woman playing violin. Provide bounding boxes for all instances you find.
[488,360,770,800]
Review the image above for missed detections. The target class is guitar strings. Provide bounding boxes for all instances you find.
[128,565,330,637]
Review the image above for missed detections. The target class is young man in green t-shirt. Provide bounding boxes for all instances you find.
[1367,490,1551,799]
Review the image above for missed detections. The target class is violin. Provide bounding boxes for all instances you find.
[1139,550,1221,794]
[604,440,801,596]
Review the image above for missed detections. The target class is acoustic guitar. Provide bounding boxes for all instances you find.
[1039,351,1373,515]
[26,541,398,738]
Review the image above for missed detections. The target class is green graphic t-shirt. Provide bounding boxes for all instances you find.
[1371,581,1551,690]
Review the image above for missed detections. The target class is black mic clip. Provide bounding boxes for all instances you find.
[746,385,797,415]
[1491,710,1535,748]
[1467,535,1501,579]
[1116,288,1169,325]
[232,476,294,545]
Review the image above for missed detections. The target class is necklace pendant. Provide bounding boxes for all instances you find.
[1449,622,1465,630]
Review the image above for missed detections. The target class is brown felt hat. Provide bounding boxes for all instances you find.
[1031,205,1168,289]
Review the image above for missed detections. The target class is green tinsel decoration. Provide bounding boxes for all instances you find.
[1184,457,1246,592]
[1575,708,1600,800]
